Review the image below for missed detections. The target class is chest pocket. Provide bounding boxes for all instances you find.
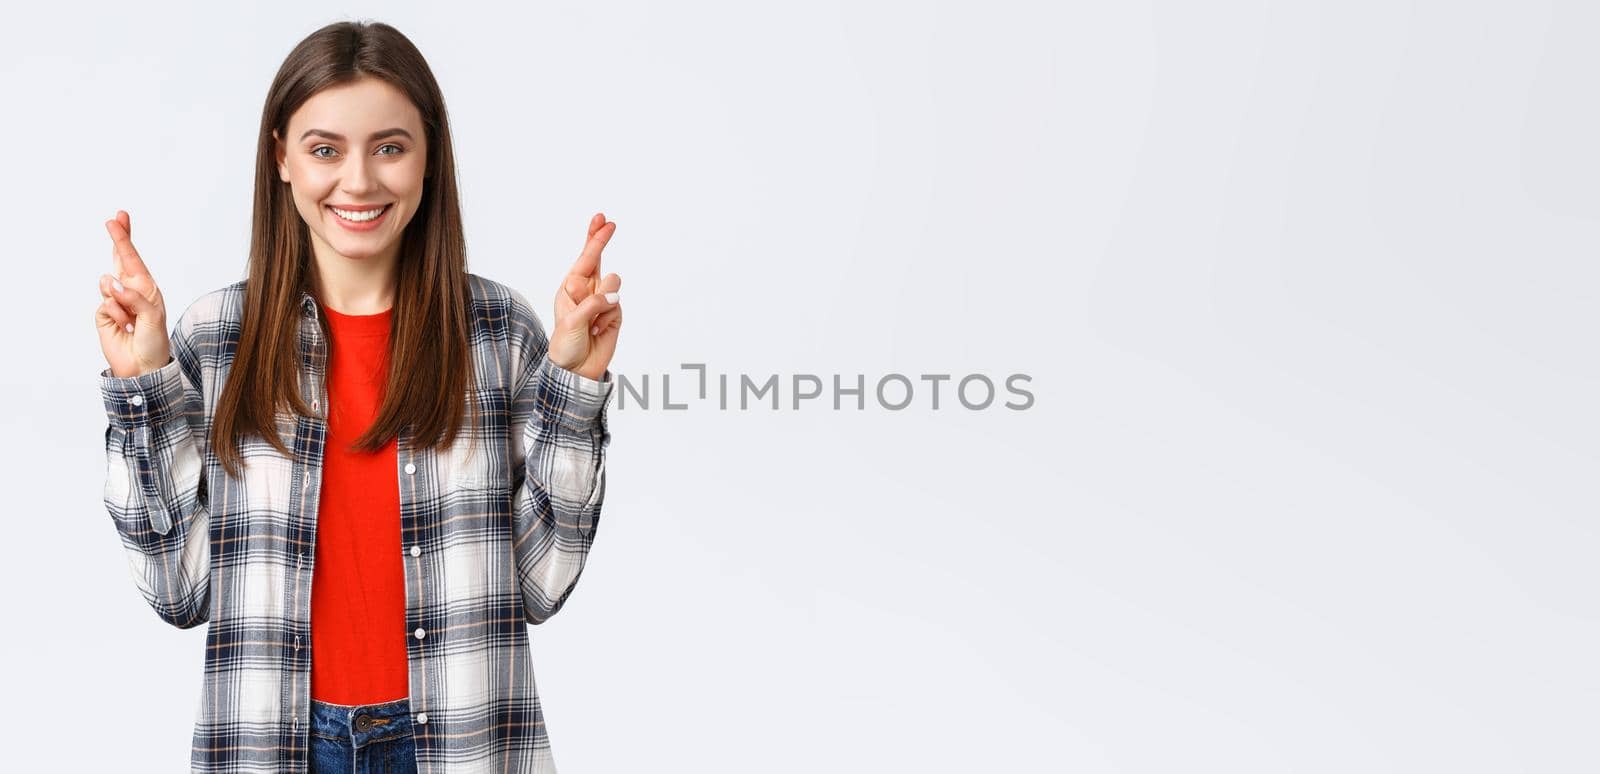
[446,385,511,491]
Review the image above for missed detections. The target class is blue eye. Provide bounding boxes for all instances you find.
[310,144,405,159]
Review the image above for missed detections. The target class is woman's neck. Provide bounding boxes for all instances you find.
[308,249,398,315]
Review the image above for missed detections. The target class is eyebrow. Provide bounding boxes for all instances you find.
[298,127,415,143]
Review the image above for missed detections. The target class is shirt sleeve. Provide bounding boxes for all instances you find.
[504,288,614,625]
[100,302,211,629]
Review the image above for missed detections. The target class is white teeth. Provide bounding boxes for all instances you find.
[330,205,387,222]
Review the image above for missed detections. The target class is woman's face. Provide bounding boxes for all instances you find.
[273,76,428,266]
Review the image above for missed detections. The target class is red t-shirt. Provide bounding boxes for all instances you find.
[309,302,409,705]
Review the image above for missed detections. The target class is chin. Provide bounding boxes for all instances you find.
[334,243,389,260]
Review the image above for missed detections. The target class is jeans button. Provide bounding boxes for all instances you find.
[354,714,373,732]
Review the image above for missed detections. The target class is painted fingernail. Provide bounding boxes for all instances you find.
[112,278,124,292]
[604,292,619,304]
[125,323,134,333]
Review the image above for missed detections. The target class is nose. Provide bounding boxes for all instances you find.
[340,154,380,196]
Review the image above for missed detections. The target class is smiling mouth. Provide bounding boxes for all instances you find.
[327,204,391,222]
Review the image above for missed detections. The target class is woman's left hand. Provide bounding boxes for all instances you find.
[547,212,622,381]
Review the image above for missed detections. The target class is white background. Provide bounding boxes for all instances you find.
[2,1,1594,771]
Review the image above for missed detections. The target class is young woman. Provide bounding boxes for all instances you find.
[93,21,622,774]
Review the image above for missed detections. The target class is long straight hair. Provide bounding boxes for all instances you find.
[213,20,477,479]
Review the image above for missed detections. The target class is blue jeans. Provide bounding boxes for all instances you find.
[308,696,418,774]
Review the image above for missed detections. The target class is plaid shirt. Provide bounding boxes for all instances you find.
[100,274,613,773]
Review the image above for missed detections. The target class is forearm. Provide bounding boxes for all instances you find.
[100,346,211,628]
[512,356,613,624]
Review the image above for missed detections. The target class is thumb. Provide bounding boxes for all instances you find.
[563,290,619,332]
[110,280,160,318]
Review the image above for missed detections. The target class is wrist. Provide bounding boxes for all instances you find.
[110,355,173,379]
[546,355,606,383]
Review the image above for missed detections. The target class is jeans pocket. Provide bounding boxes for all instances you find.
[308,732,353,774]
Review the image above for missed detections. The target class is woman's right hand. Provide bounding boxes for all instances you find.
[96,210,172,379]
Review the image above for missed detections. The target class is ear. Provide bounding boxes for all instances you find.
[271,129,289,182]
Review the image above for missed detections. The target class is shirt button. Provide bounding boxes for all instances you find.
[312,399,320,411]
[404,462,417,475]
[410,545,421,557]
[416,712,428,725]
[129,394,143,406]
[414,627,426,640]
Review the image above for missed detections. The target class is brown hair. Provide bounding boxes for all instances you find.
[213,20,477,479]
